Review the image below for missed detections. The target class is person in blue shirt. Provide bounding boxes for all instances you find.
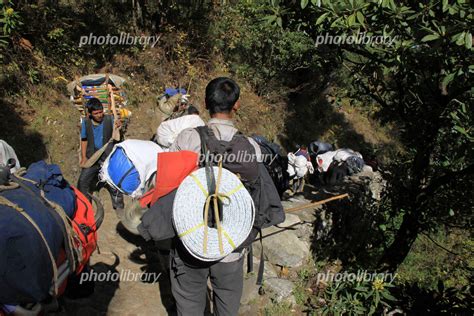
[77,98,124,212]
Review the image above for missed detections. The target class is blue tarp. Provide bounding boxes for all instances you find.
[164,87,186,97]
[107,148,140,194]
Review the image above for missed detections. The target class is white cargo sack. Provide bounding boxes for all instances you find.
[100,140,164,198]
[0,140,21,173]
[333,148,363,162]
[156,115,205,148]
[287,153,310,178]
[316,151,337,172]
[316,149,363,172]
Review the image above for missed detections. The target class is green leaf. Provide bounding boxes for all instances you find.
[277,16,282,27]
[369,305,376,315]
[381,291,397,301]
[301,0,309,9]
[356,11,365,26]
[465,32,472,49]
[262,15,277,25]
[316,12,329,25]
[456,32,465,45]
[375,291,380,307]
[442,0,449,12]
[449,209,455,216]
[442,73,455,87]
[421,34,440,42]
[454,125,468,136]
[330,17,342,28]
[348,13,356,26]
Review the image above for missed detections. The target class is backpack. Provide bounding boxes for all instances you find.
[0,163,100,305]
[196,126,285,285]
[251,135,290,198]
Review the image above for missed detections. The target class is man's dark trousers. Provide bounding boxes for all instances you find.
[169,247,244,316]
[77,162,124,209]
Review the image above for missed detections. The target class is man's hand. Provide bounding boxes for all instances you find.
[80,157,87,167]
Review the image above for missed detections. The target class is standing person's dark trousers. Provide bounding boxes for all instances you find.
[169,245,244,316]
[77,159,124,210]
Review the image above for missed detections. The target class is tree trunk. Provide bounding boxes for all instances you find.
[378,211,421,272]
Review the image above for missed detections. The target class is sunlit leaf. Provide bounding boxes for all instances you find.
[421,34,440,42]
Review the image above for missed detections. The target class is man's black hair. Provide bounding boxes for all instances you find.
[86,98,103,113]
[205,77,240,115]
[187,105,200,115]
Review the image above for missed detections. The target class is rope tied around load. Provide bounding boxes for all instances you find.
[174,161,253,261]
[202,159,228,255]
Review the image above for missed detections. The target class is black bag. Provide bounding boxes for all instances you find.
[324,161,349,185]
[196,127,284,233]
[251,135,290,198]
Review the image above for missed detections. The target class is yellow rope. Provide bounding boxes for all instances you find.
[203,196,211,254]
[189,174,208,197]
[202,159,228,255]
[186,161,244,255]
[178,222,204,238]
[223,183,244,197]
[221,229,236,249]
[0,182,19,191]
[214,159,224,255]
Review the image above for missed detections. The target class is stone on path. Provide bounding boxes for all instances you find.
[253,227,309,268]
[265,278,295,304]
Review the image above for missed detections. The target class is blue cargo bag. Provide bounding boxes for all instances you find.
[107,147,140,194]
[22,161,76,218]
[0,180,65,304]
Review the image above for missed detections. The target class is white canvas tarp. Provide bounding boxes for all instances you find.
[0,140,21,173]
[316,149,363,172]
[156,115,205,148]
[100,139,164,198]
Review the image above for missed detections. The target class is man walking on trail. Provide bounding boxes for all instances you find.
[288,145,314,195]
[167,77,285,315]
[77,97,124,212]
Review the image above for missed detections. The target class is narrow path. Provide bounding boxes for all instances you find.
[58,192,173,315]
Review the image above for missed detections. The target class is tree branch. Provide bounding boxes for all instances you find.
[422,164,474,197]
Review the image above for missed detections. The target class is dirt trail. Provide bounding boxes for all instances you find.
[58,192,174,316]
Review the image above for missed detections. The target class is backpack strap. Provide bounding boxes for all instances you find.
[103,115,113,145]
[256,229,265,288]
[85,118,96,158]
[195,126,217,196]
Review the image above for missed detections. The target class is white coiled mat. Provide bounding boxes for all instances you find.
[173,166,255,261]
